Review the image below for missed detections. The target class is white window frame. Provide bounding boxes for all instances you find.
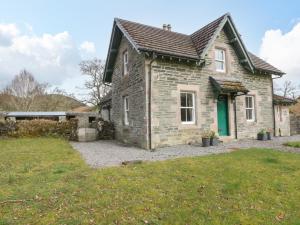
[245,95,255,122]
[215,48,226,73]
[123,50,128,76]
[180,92,196,124]
[123,96,129,125]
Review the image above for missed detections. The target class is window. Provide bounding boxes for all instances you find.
[123,50,128,76]
[180,92,195,124]
[123,96,129,125]
[89,116,96,123]
[245,95,255,121]
[215,48,226,72]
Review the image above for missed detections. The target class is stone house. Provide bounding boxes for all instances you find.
[103,13,286,149]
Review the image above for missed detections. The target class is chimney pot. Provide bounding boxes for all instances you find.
[163,24,167,30]
[167,24,171,31]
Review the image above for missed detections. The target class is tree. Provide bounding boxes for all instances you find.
[275,80,300,99]
[79,58,110,109]
[3,70,48,111]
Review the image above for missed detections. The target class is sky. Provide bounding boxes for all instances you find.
[0,0,300,98]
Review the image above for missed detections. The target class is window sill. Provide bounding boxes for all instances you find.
[178,123,199,130]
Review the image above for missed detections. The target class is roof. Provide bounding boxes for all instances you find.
[273,94,296,105]
[209,77,249,95]
[104,13,284,82]
[7,112,66,117]
[191,14,226,57]
[248,52,284,75]
[117,18,199,60]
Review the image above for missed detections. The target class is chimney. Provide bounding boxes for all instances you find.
[167,24,171,31]
[162,24,167,30]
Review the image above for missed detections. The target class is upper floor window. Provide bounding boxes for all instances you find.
[180,92,195,124]
[123,50,128,76]
[215,48,226,72]
[245,95,255,121]
[123,96,129,125]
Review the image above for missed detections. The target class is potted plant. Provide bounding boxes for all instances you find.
[202,130,211,147]
[266,128,272,140]
[257,129,267,141]
[210,131,219,146]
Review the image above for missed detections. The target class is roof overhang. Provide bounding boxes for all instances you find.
[103,19,138,83]
[273,95,297,105]
[209,76,249,95]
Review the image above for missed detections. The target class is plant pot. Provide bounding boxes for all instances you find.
[202,137,210,147]
[266,132,272,140]
[257,133,267,141]
[210,137,219,146]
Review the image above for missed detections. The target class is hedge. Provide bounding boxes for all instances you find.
[0,119,78,141]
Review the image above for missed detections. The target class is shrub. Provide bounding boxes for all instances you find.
[0,119,78,140]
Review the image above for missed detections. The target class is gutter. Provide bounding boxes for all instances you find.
[147,53,157,150]
[271,74,283,136]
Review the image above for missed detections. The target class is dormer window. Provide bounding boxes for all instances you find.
[215,48,226,72]
[123,50,128,76]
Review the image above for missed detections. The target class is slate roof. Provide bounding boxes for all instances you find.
[104,13,284,82]
[117,19,199,59]
[191,14,226,57]
[6,112,66,117]
[248,52,284,75]
[209,77,249,94]
[273,94,296,105]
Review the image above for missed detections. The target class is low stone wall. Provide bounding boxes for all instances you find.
[290,114,300,135]
[77,120,114,142]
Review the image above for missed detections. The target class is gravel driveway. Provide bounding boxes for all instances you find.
[70,135,300,168]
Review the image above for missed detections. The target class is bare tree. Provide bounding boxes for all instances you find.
[3,70,48,111]
[79,58,110,109]
[275,80,299,99]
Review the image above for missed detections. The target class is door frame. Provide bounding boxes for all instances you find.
[217,95,230,136]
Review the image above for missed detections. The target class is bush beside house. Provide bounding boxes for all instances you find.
[0,119,78,140]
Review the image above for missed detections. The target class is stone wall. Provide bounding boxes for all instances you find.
[150,29,273,148]
[274,105,291,136]
[111,36,148,148]
[290,113,300,135]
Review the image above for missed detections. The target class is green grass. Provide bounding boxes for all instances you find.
[284,141,300,148]
[1,138,300,224]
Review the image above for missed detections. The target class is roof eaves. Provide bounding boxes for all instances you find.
[103,20,117,83]
[226,15,255,73]
[139,47,199,61]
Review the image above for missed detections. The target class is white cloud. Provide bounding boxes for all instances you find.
[0,23,97,99]
[259,22,300,87]
[79,41,96,54]
[0,23,19,46]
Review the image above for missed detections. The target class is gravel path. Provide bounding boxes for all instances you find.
[70,135,300,168]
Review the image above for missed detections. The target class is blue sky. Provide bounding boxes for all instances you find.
[0,0,299,95]
[1,0,299,57]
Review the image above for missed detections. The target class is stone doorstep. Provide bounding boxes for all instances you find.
[219,136,236,143]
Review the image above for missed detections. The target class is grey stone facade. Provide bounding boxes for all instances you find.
[111,37,148,148]
[110,29,274,149]
[150,30,273,148]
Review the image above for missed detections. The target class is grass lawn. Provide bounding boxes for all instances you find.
[1,138,300,224]
[284,141,300,148]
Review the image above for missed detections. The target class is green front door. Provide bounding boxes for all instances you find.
[217,95,229,136]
